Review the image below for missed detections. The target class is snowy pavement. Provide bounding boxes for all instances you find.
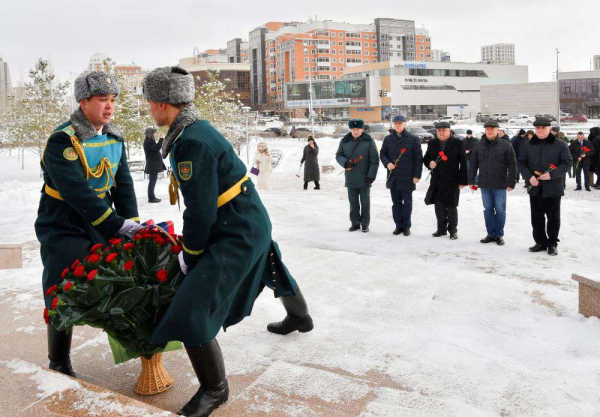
[1,140,600,416]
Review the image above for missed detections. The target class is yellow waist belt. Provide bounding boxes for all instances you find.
[217,176,249,208]
[45,184,106,200]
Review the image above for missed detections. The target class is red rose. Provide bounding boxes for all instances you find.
[87,270,97,281]
[549,164,557,170]
[171,245,183,255]
[123,243,134,251]
[71,259,80,270]
[105,253,118,263]
[45,285,59,297]
[123,260,135,271]
[109,238,122,247]
[61,268,70,279]
[64,281,74,292]
[133,234,143,241]
[73,264,86,277]
[156,269,168,282]
[51,297,58,310]
[89,243,103,253]
[154,236,167,246]
[442,156,448,161]
[88,254,101,264]
[43,308,50,324]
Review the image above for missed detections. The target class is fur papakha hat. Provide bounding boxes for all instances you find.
[143,66,195,104]
[74,71,120,102]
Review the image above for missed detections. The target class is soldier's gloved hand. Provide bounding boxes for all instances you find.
[178,252,188,275]
[118,219,144,239]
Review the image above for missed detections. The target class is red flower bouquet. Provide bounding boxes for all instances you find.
[528,164,557,191]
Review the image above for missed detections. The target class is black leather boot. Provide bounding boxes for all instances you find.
[47,324,76,377]
[177,339,229,417]
[267,285,314,335]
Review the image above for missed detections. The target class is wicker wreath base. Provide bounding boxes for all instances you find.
[133,353,173,395]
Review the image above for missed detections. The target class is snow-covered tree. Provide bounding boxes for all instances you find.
[193,70,246,154]
[112,77,153,156]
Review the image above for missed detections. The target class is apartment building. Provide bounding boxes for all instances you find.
[481,43,515,65]
[415,28,432,62]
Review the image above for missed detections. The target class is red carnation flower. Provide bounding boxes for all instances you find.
[83,254,90,261]
[154,236,167,246]
[71,259,80,270]
[401,148,407,153]
[43,308,50,324]
[133,234,143,241]
[61,267,70,279]
[439,151,445,156]
[64,281,74,292]
[45,285,59,297]
[89,243,103,253]
[88,254,101,264]
[156,269,168,282]
[549,164,557,169]
[123,260,135,271]
[51,297,58,310]
[87,270,97,281]
[105,253,118,263]
[109,238,122,247]
[442,156,448,161]
[171,245,183,255]
[73,264,86,277]
[123,243,134,251]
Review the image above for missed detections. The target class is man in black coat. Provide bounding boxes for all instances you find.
[380,115,423,236]
[143,127,166,203]
[336,119,379,233]
[571,131,594,191]
[518,117,573,256]
[511,129,527,182]
[469,120,517,246]
[462,129,478,183]
[589,127,600,189]
[423,122,468,240]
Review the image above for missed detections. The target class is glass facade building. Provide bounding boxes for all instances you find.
[560,77,600,118]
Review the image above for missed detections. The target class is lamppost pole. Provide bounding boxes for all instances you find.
[242,107,250,164]
[556,48,561,128]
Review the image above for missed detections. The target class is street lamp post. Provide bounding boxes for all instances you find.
[304,44,315,137]
[242,106,251,165]
[556,49,561,128]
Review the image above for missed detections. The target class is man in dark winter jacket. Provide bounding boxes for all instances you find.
[423,122,468,240]
[589,127,600,189]
[518,117,572,256]
[462,129,478,183]
[336,119,379,233]
[380,115,423,236]
[571,131,594,191]
[143,127,166,203]
[469,120,517,246]
[498,129,510,142]
[511,129,527,182]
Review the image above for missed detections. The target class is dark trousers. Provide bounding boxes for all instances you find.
[390,189,413,229]
[148,173,158,200]
[569,156,577,178]
[576,163,590,189]
[347,187,370,227]
[434,201,458,233]
[529,194,561,247]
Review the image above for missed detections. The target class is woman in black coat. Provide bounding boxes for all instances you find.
[143,127,166,203]
[300,136,320,190]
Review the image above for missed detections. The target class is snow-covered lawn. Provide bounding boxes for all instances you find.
[1,139,599,415]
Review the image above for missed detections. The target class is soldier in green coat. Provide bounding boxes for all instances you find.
[335,119,380,233]
[142,66,313,417]
[35,71,142,377]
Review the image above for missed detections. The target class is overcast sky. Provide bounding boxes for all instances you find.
[2,0,599,86]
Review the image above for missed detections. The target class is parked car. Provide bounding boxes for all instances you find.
[491,113,509,123]
[476,113,491,123]
[560,115,588,123]
[405,126,434,143]
[264,127,284,136]
[509,114,535,125]
[295,127,311,132]
[435,115,458,125]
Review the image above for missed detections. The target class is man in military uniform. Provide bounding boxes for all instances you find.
[142,66,313,417]
[35,71,143,377]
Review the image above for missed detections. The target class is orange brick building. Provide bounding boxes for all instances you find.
[415,28,432,62]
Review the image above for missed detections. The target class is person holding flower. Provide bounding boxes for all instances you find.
[423,122,468,240]
[380,115,422,236]
[572,132,594,191]
[518,117,573,256]
[35,71,142,378]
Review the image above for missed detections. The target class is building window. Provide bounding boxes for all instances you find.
[304,58,308,63]
[304,67,309,71]
[332,58,337,63]
[365,60,370,64]
[340,58,344,63]
[339,41,343,46]
[332,50,336,55]
[332,32,337,37]
[365,51,370,56]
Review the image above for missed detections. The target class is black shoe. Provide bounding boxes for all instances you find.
[574,187,582,191]
[449,232,458,240]
[496,237,505,246]
[529,244,547,252]
[267,286,313,335]
[432,231,447,237]
[393,227,403,235]
[547,246,558,256]
[480,236,495,244]
[402,228,411,236]
[594,184,600,189]
[362,226,369,233]
[586,188,591,192]
[148,198,161,203]
[177,340,229,417]
[348,224,360,232]
[47,325,76,378]
[314,186,320,190]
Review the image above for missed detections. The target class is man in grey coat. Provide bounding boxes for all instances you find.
[336,119,379,233]
[469,120,517,246]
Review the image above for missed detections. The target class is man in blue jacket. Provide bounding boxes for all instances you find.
[380,115,423,236]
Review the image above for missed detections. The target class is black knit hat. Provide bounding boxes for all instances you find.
[466,129,473,134]
[518,129,526,136]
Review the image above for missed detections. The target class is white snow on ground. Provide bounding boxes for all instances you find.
[1,140,600,415]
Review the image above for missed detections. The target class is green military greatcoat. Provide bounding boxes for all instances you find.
[35,109,139,308]
[150,104,297,347]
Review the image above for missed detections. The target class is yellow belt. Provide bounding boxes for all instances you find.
[45,184,106,200]
[217,176,249,208]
